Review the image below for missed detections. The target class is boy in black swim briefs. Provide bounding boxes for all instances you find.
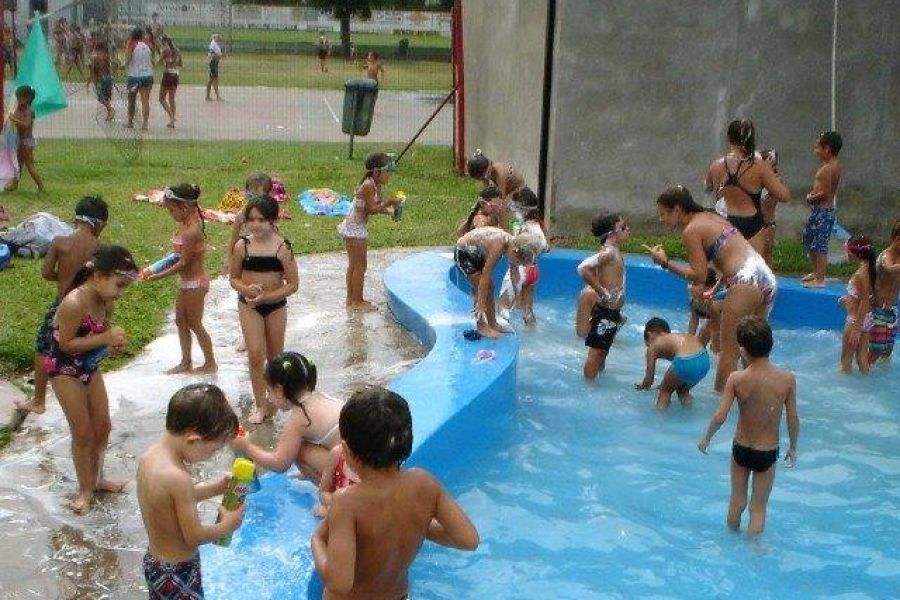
[575,212,629,380]
[698,316,799,535]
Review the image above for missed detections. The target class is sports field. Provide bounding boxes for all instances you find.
[165,26,451,49]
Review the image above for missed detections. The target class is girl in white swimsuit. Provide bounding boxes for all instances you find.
[230,351,345,481]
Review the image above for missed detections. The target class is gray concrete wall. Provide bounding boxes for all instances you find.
[462,0,547,198]
[465,0,899,239]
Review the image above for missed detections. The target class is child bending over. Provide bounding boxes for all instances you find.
[312,387,478,598]
[137,384,246,599]
[698,316,799,535]
[576,212,629,379]
[635,317,710,410]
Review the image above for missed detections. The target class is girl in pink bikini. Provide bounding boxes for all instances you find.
[46,245,136,514]
[839,236,876,374]
[145,183,217,374]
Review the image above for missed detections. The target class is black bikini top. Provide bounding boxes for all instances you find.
[241,237,289,273]
[722,156,763,205]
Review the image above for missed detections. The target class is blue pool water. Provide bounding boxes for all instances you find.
[411,297,900,599]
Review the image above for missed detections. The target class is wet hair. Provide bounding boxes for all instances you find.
[846,235,877,289]
[67,245,137,295]
[245,172,273,195]
[513,187,539,210]
[478,185,502,201]
[265,351,318,426]
[704,267,718,287]
[643,317,671,342]
[130,26,144,41]
[817,131,843,156]
[467,151,491,180]
[165,383,238,442]
[736,316,773,358]
[165,183,206,236]
[590,212,620,240]
[656,185,705,214]
[339,386,413,469]
[243,194,279,224]
[360,152,394,185]
[15,85,35,104]
[892,218,900,240]
[727,119,756,158]
[74,196,109,228]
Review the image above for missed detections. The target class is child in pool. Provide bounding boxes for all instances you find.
[145,184,217,374]
[313,444,360,518]
[801,131,842,288]
[21,196,108,415]
[576,212,629,379]
[698,316,798,535]
[839,236,876,374]
[229,352,343,480]
[337,152,403,312]
[137,384,245,600]
[230,196,299,424]
[635,317,711,410]
[46,245,135,513]
[687,267,722,351]
[499,188,549,325]
[870,218,900,361]
[455,185,503,238]
[312,387,479,598]
[454,226,543,339]
[4,84,46,192]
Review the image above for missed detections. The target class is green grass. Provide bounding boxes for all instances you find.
[0,140,473,376]
[56,51,452,92]
[165,26,451,49]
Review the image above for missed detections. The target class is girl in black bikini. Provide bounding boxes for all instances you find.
[230,196,299,424]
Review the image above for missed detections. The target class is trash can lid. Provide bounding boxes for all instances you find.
[345,78,379,91]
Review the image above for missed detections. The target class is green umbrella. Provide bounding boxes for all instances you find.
[12,20,68,120]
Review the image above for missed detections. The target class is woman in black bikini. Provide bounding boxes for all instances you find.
[705,119,790,255]
[230,196,299,424]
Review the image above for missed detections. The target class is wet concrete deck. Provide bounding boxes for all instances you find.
[0,248,426,599]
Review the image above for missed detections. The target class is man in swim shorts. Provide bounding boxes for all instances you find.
[870,218,900,360]
[576,212,629,380]
[698,316,798,535]
[635,317,710,410]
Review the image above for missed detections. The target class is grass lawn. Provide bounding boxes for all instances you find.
[0,140,857,379]
[165,26,451,49]
[54,51,452,92]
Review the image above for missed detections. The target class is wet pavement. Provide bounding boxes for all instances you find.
[0,249,427,599]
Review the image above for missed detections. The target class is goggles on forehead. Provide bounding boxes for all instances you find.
[74,214,106,228]
[163,188,197,203]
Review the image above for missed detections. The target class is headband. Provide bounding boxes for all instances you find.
[74,214,106,229]
[163,188,198,203]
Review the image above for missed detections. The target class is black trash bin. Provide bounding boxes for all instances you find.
[342,78,379,136]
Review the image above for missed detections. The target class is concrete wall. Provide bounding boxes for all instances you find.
[464,0,900,239]
[462,0,546,198]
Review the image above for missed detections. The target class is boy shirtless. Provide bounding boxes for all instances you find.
[698,316,799,535]
[5,85,46,192]
[576,212,629,379]
[312,387,478,599]
[87,40,114,122]
[801,131,842,288]
[635,317,710,410]
[137,384,245,599]
[19,196,108,415]
[361,51,385,83]
[870,218,900,361]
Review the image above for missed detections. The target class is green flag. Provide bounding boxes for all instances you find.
[12,21,68,120]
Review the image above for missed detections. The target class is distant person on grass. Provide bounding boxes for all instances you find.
[698,316,799,536]
[87,38,114,122]
[317,35,331,73]
[360,50,385,83]
[4,85,46,193]
[19,196,109,416]
[207,34,224,101]
[125,27,154,131]
[158,36,183,128]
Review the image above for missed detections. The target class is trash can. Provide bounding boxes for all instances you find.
[342,78,379,136]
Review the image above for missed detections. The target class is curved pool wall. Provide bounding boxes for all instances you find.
[203,248,868,598]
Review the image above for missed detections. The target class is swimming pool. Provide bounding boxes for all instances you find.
[205,250,899,599]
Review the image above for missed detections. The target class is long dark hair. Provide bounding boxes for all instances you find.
[656,185,705,214]
[67,245,137,296]
[265,352,318,426]
[727,119,756,158]
[847,235,877,289]
[166,183,206,237]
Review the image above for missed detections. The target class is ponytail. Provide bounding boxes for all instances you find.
[727,119,756,159]
[847,236,877,289]
[265,351,318,425]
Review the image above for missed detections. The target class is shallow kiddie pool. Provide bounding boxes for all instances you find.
[205,250,899,599]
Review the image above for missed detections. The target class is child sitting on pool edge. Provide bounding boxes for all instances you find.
[698,316,798,536]
[312,386,479,598]
[635,317,710,410]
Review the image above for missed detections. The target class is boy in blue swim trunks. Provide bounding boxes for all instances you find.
[635,317,710,410]
[698,316,799,536]
[801,131,842,288]
[137,384,246,599]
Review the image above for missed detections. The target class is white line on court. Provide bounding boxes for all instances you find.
[322,95,340,124]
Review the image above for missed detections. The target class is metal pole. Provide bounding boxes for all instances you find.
[394,81,459,165]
